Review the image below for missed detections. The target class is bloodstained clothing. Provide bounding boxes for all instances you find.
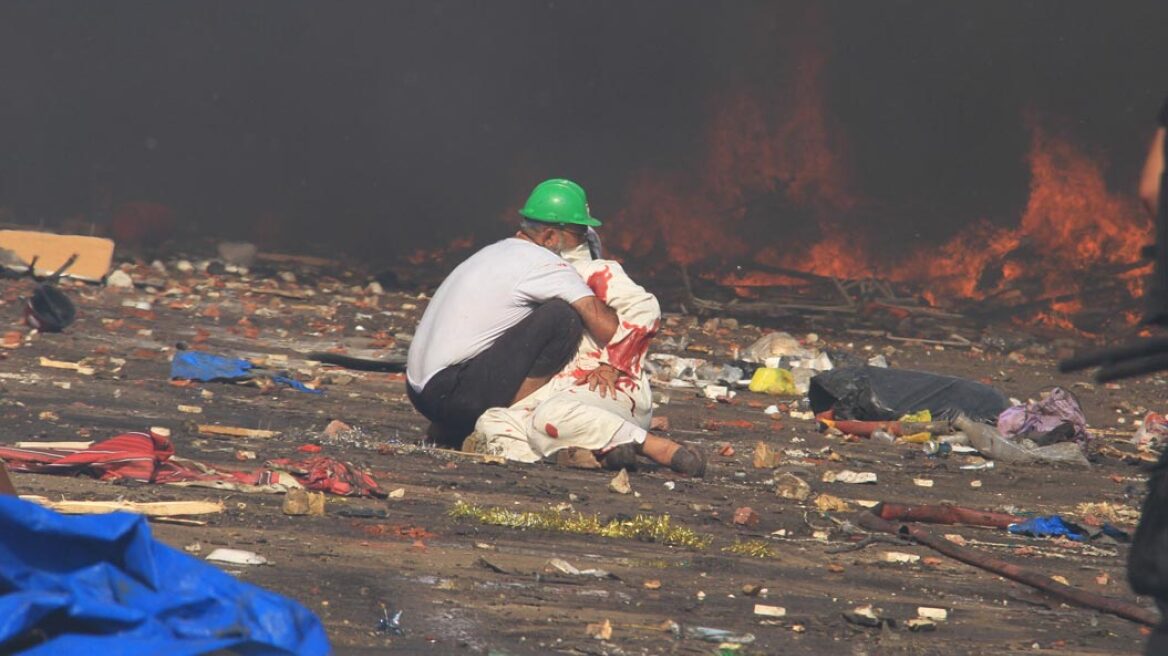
[473,244,661,461]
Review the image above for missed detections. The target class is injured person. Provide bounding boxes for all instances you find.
[467,226,706,477]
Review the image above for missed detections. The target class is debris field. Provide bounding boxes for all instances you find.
[0,252,1161,655]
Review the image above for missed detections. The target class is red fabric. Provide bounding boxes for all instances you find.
[0,433,384,497]
[266,457,386,498]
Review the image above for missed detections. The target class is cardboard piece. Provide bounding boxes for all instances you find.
[0,230,114,281]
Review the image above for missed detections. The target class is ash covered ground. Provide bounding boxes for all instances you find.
[0,251,1161,655]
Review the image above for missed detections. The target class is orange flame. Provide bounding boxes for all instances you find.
[607,43,1151,331]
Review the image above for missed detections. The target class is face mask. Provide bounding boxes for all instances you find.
[559,243,591,263]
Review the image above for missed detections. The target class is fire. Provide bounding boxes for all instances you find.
[888,119,1150,304]
[606,40,1151,332]
[610,38,859,272]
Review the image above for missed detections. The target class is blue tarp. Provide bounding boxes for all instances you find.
[0,496,330,655]
[1008,515,1087,541]
[170,351,322,394]
[1007,514,1130,543]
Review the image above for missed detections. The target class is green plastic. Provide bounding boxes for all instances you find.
[519,179,602,227]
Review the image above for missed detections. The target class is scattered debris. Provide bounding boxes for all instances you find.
[822,470,877,484]
[814,494,851,513]
[844,605,887,628]
[197,424,282,439]
[20,496,223,517]
[917,606,949,621]
[609,468,633,494]
[775,472,812,501]
[752,441,778,469]
[857,510,1158,627]
[733,506,760,528]
[544,558,612,579]
[585,618,613,640]
[449,501,712,549]
[282,489,326,516]
[883,551,921,564]
[905,617,936,632]
[753,604,786,618]
[684,626,755,644]
[106,269,135,289]
[206,548,269,566]
[39,357,95,376]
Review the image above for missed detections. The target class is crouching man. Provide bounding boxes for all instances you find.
[466,210,705,477]
[406,179,619,447]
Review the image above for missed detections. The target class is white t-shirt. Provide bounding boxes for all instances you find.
[406,238,594,391]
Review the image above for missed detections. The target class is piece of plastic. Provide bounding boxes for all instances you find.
[809,366,1009,422]
[790,367,816,395]
[171,351,321,394]
[744,331,816,363]
[1008,515,1087,541]
[997,387,1090,443]
[0,496,329,655]
[955,415,1090,467]
[1134,412,1168,449]
[900,410,932,423]
[748,367,797,396]
[519,178,601,227]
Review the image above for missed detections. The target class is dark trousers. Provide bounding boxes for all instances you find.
[408,300,584,447]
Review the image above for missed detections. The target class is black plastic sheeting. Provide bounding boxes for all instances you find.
[809,366,1010,423]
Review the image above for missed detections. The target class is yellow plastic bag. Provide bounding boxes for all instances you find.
[748,367,797,396]
[898,409,932,423]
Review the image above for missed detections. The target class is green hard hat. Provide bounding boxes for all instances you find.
[519,178,602,227]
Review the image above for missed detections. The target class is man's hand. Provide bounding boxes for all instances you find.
[577,363,620,398]
[571,295,618,345]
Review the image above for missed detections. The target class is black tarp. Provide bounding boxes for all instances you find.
[808,366,1010,423]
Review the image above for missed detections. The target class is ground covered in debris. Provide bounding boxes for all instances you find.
[0,252,1162,655]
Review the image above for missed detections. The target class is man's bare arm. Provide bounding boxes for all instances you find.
[1140,128,1165,216]
[571,295,618,345]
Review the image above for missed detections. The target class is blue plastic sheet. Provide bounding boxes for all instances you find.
[1008,515,1087,541]
[170,351,253,381]
[170,351,322,394]
[0,496,330,655]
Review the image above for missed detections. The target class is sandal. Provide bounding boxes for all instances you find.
[669,444,707,478]
[600,443,639,472]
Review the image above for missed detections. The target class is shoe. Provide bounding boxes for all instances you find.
[669,444,707,478]
[600,443,638,472]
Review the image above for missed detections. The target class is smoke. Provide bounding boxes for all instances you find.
[0,1,1164,260]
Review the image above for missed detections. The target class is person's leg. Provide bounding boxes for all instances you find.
[467,407,543,463]
[525,393,705,477]
[408,300,583,446]
[499,300,584,404]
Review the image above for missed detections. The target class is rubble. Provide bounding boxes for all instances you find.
[206,548,269,565]
[106,269,134,288]
[0,245,1159,653]
[608,468,633,494]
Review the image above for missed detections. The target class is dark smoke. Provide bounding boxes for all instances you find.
[0,1,1165,260]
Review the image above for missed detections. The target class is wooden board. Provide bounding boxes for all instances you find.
[197,424,282,439]
[0,230,115,281]
[18,496,224,516]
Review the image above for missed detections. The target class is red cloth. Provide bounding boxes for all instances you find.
[0,433,385,497]
[266,457,385,497]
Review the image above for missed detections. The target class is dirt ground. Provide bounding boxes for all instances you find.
[0,252,1162,655]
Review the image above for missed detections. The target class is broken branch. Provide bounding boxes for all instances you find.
[856,510,1158,626]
